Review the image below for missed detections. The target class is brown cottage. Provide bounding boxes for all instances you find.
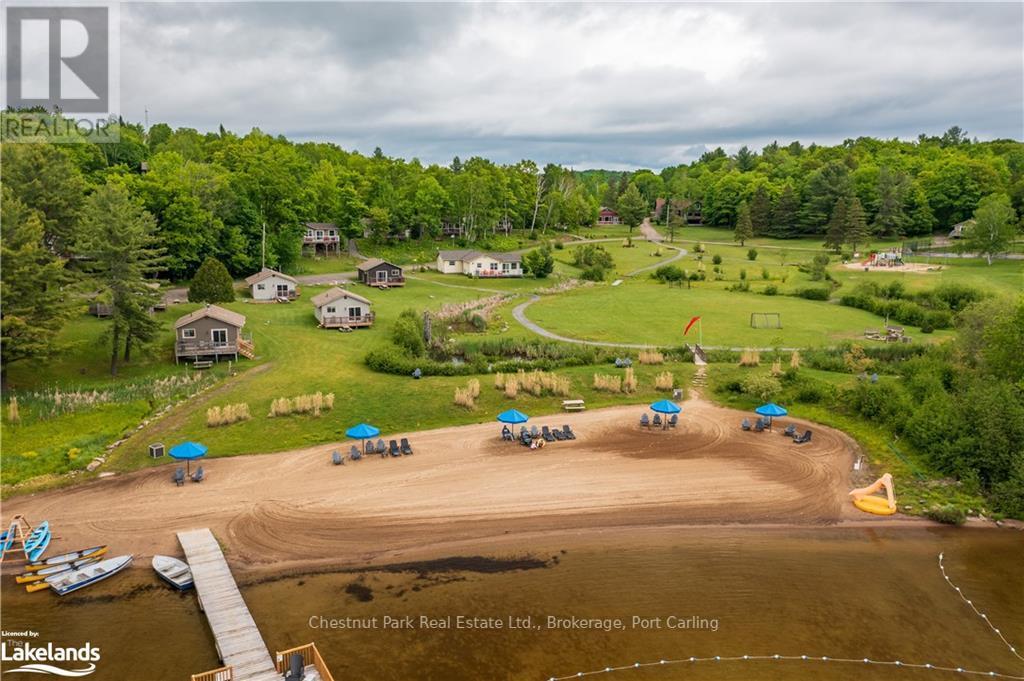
[174,304,254,363]
[356,259,404,287]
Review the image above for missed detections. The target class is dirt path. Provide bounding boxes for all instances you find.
[2,397,865,575]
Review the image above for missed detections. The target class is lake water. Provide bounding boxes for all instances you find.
[2,526,1021,680]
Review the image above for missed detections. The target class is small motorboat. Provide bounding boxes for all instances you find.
[152,555,194,590]
[25,545,107,572]
[37,555,133,596]
[19,558,100,585]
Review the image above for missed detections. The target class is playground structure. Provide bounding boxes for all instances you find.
[861,248,904,268]
[849,473,897,515]
[864,326,912,343]
[750,312,782,329]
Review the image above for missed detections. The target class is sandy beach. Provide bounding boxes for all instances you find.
[2,397,866,575]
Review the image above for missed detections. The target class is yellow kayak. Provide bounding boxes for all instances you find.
[853,495,896,515]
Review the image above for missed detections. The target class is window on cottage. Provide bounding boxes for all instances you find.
[182,328,196,339]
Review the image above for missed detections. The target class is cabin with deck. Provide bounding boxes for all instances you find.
[303,222,342,255]
[311,287,374,329]
[598,207,620,225]
[436,250,523,277]
[356,259,404,287]
[174,305,253,363]
[245,268,299,301]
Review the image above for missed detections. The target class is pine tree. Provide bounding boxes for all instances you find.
[825,196,848,252]
[0,188,74,386]
[617,183,648,233]
[844,196,870,253]
[77,182,166,376]
[872,167,907,237]
[769,183,800,238]
[189,256,236,303]
[734,200,754,246]
[749,185,772,235]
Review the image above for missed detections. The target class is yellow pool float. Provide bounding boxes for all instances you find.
[849,473,897,515]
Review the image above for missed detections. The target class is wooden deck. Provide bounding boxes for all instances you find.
[178,529,280,681]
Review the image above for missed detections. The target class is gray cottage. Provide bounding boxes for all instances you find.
[356,258,404,287]
[174,304,253,363]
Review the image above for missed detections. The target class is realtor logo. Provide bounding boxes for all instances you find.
[5,5,109,112]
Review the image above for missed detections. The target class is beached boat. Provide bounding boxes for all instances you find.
[0,520,17,551]
[151,555,194,590]
[24,523,51,562]
[18,558,100,584]
[25,545,107,571]
[36,555,133,595]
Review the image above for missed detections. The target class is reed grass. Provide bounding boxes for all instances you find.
[638,350,664,365]
[739,349,761,367]
[206,403,252,427]
[593,374,622,393]
[654,371,674,391]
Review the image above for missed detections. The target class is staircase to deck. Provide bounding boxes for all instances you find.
[237,338,255,359]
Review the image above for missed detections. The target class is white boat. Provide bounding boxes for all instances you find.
[18,557,100,585]
[26,545,108,571]
[46,555,133,596]
[151,555,194,590]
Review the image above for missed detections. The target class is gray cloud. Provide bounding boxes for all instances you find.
[120,2,1023,169]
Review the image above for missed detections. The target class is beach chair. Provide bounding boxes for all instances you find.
[753,419,765,433]
[783,424,796,438]
[365,440,375,455]
[376,439,386,454]
[332,450,343,465]
[640,414,650,427]
[552,427,566,441]
[350,447,361,461]
[794,430,812,444]
[519,431,532,447]
[389,440,401,457]
[741,418,751,431]
[652,414,663,428]
[561,425,576,440]
[400,438,413,455]
[668,414,678,428]
[284,652,305,681]
[530,425,540,439]
[501,425,513,441]
[191,466,205,483]
[173,467,185,486]
[870,373,879,383]
[542,426,556,442]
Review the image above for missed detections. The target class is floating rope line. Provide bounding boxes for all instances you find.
[543,551,1024,681]
[939,552,1024,663]
[545,654,1024,680]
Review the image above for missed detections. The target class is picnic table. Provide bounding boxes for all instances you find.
[562,399,586,412]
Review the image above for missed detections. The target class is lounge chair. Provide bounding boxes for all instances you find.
[400,438,413,455]
[783,424,796,438]
[640,414,650,427]
[530,425,540,438]
[561,425,576,440]
[333,450,343,465]
[376,439,386,455]
[542,426,556,442]
[191,466,204,483]
[501,426,513,441]
[284,652,305,681]
[753,420,765,433]
[794,430,812,444]
[741,419,751,431]
[668,414,678,428]
[652,414,663,428]
[350,447,361,461]
[173,467,185,486]
[364,440,374,455]
[520,431,532,446]
[389,440,401,457]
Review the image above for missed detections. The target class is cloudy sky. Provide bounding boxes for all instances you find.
[121,2,1024,169]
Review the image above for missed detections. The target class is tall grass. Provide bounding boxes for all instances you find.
[593,374,622,393]
[268,392,335,417]
[739,349,761,367]
[207,403,252,427]
[638,350,664,365]
[790,351,801,369]
[654,371,674,391]
[623,367,638,393]
[7,397,20,424]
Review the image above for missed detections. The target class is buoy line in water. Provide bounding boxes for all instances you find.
[939,552,1024,663]
[544,551,1024,681]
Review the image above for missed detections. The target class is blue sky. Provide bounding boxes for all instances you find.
[122,2,1024,169]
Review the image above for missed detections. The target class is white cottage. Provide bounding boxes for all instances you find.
[245,268,299,301]
[436,250,522,277]
[311,287,374,328]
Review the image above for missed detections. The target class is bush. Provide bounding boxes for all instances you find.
[740,374,782,401]
[763,285,778,296]
[652,264,685,283]
[189,257,235,303]
[392,310,426,356]
[523,245,555,278]
[925,505,966,525]
[794,287,830,301]
[580,265,608,282]
[747,248,758,261]
[712,254,722,265]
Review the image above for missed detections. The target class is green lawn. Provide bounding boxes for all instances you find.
[292,254,361,275]
[554,242,683,277]
[523,279,954,348]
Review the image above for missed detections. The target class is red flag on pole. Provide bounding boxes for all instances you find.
[683,316,701,336]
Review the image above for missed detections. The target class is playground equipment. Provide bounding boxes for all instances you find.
[862,249,904,268]
[750,312,782,329]
[849,473,897,515]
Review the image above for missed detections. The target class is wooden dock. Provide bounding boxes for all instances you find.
[178,528,280,681]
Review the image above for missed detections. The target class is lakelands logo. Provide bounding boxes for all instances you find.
[1,640,100,677]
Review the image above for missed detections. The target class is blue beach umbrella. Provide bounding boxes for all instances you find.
[649,399,682,415]
[169,441,207,476]
[346,423,381,440]
[755,402,788,430]
[496,409,529,425]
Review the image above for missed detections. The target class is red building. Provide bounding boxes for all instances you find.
[598,207,620,225]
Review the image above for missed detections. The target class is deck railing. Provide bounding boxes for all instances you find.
[276,643,334,681]
[474,269,522,278]
[176,340,237,355]
[303,235,341,243]
[190,666,233,681]
[321,313,374,327]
